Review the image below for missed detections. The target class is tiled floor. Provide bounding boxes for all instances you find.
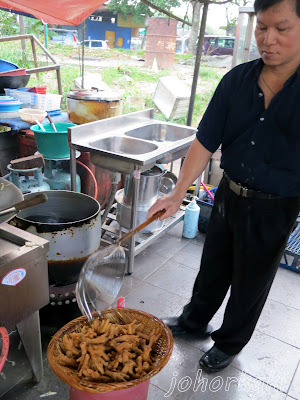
[1,221,300,399]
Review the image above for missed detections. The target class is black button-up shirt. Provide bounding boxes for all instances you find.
[196,58,300,197]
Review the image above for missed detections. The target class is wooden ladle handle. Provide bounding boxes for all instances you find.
[13,193,48,211]
[119,209,165,244]
[136,209,165,233]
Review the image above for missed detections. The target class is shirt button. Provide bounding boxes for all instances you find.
[258,93,263,97]
[260,117,264,121]
[241,163,245,167]
[251,141,255,145]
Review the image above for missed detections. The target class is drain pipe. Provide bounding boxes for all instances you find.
[101,171,121,224]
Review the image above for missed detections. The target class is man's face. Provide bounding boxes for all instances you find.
[255,0,300,68]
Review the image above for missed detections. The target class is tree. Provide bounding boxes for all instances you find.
[187,0,202,54]
[222,0,253,35]
[0,10,19,36]
[107,0,181,23]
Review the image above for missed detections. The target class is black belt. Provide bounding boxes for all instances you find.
[223,173,279,199]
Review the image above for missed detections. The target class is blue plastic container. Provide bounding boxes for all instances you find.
[0,100,22,111]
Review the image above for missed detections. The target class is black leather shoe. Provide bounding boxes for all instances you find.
[162,317,212,338]
[199,345,235,373]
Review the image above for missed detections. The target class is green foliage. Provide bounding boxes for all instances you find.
[0,11,19,36]
[107,0,150,22]
[0,41,33,68]
[24,17,45,41]
[107,0,181,21]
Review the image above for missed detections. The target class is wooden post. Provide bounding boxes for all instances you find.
[30,36,39,79]
[56,65,63,95]
[18,16,26,63]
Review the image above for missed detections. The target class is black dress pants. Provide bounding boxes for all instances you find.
[180,177,300,355]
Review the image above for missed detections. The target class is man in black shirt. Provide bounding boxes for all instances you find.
[147,0,300,373]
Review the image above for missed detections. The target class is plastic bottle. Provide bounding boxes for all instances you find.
[182,197,200,239]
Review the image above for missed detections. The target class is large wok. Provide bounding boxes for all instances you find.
[0,74,31,94]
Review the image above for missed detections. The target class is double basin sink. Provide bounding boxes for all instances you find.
[69,109,196,174]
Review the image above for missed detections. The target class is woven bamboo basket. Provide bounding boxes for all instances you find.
[47,308,174,394]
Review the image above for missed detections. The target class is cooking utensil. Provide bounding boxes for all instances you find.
[14,190,102,286]
[124,166,166,206]
[0,74,31,94]
[35,119,46,131]
[201,181,215,201]
[0,192,48,224]
[47,113,57,132]
[18,108,47,123]
[76,209,165,320]
[0,177,23,219]
[116,189,164,233]
[67,88,123,124]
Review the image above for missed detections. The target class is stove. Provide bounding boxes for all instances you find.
[0,223,49,385]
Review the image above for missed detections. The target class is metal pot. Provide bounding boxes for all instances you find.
[11,190,102,285]
[159,171,177,195]
[123,166,166,206]
[116,189,164,233]
[67,88,123,124]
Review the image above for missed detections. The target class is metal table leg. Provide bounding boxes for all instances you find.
[16,311,43,382]
[70,147,77,192]
[127,167,140,275]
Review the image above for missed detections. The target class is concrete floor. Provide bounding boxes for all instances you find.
[1,220,300,400]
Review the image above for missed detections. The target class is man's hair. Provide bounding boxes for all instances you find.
[254,0,300,17]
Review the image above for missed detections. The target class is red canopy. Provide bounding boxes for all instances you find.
[0,0,106,25]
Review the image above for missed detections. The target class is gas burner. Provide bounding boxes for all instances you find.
[49,282,77,306]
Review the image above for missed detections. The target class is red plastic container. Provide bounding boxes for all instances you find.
[28,86,47,94]
[69,380,150,400]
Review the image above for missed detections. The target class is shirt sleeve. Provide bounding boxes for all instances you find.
[196,70,232,153]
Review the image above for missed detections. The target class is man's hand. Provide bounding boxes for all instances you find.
[147,191,183,221]
[147,138,212,221]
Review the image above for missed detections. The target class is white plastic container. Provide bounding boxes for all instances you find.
[4,88,62,111]
[182,197,200,239]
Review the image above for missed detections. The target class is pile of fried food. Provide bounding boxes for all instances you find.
[56,317,161,383]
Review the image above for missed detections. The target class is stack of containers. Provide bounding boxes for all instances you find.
[4,88,62,111]
[0,95,23,118]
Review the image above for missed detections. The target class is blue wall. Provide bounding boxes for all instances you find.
[85,20,131,49]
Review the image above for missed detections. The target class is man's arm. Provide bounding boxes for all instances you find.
[147,138,212,220]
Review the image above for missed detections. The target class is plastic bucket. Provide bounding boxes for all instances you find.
[69,380,150,400]
[30,122,76,159]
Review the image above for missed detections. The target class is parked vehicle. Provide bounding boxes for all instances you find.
[49,29,79,46]
[202,36,235,56]
[83,40,109,49]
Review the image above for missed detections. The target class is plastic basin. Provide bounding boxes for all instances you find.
[31,122,77,159]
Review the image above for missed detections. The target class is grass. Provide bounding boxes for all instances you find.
[0,40,227,125]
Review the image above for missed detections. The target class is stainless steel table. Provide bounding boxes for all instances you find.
[68,109,195,274]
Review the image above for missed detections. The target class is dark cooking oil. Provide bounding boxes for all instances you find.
[25,215,77,224]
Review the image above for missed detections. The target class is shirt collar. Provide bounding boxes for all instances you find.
[252,58,300,85]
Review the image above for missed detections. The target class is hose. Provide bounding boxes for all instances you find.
[76,160,98,200]
[0,327,9,373]
[101,183,118,225]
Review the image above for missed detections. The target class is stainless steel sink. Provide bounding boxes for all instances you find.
[89,136,158,155]
[69,109,196,174]
[125,123,195,142]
